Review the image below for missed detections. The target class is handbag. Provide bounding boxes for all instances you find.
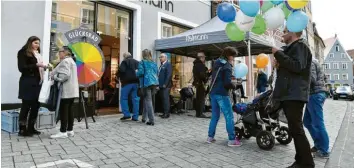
[137,61,146,97]
[39,70,54,103]
[47,80,59,111]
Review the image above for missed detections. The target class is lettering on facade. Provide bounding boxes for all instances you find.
[140,0,174,12]
[186,34,208,42]
[64,26,102,45]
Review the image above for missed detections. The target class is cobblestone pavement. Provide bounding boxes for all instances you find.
[1,99,347,168]
[325,101,354,168]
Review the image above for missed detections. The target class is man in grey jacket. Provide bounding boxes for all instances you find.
[303,58,330,158]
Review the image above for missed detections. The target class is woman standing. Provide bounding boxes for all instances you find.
[50,46,79,139]
[136,49,159,126]
[17,36,46,136]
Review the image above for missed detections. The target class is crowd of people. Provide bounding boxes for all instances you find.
[17,26,330,168]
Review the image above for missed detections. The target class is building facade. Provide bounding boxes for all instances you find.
[323,36,353,88]
[313,23,326,64]
[1,0,211,109]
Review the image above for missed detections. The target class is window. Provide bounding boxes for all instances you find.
[161,23,173,38]
[342,74,348,80]
[325,74,331,80]
[341,53,346,58]
[51,2,57,20]
[116,15,129,35]
[333,63,339,69]
[336,45,340,52]
[324,63,330,69]
[329,53,334,58]
[342,63,348,69]
[333,74,340,80]
[81,8,94,24]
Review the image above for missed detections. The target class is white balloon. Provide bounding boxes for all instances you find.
[263,6,285,30]
[236,10,256,32]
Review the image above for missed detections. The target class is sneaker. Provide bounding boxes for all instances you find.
[315,151,330,159]
[310,146,318,152]
[67,131,74,137]
[50,132,68,139]
[206,137,216,144]
[227,139,242,147]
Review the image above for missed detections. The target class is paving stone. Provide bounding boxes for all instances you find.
[15,161,35,168]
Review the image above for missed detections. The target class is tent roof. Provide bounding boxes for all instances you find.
[155,17,284,59]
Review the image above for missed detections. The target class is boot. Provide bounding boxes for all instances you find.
[27,121,41,135]
[18,125,33,137]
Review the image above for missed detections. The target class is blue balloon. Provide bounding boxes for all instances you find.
[271,0,283,5]
[240,0,260,17]
[234,63,249,78]
[286,10,308,32]
[217,2,236,22]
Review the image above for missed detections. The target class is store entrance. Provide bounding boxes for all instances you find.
[94,3,132,115]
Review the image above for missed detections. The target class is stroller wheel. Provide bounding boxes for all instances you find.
[243,130,252,139]
[256,131,275,150]
[235,127,244,140]
[276,126,292,145]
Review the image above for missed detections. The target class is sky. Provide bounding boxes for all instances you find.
[311,0,354,50]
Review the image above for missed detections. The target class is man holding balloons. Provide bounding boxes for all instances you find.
[272,27,314,168]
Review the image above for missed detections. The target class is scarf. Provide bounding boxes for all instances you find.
[33,51,44,84]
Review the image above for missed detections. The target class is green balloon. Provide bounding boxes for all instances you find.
[225,22,245,41]
[252,15,266,35]
[261,1,274,13]
[282,3,291,19]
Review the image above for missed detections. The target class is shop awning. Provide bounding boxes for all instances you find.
[155,17,284,59]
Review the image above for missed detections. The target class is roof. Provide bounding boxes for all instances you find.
[347,49,354,59]
[323,36,353,62]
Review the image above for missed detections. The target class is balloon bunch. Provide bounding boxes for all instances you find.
[217,0,310,42]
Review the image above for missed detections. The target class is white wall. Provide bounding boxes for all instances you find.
[1,1,51,104]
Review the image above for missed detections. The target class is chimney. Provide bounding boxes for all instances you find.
[335,34,337,38]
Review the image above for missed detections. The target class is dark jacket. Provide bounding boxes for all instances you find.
[117,56,139,86]
[310,59,327,95]
[17,48,41,100]
[192,59,208,86]
[210,58,235,96]
[257,71,268,93]
[158,61,172,88]
[273,39,312,102]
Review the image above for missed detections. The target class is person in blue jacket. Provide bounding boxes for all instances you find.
[256,70,268,94]
[136,49,159,126]
[207,47,241,147]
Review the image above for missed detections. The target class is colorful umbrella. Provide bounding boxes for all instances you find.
[69,42,105,87]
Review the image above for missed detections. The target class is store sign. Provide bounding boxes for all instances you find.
[65,26,102,45]
[140,0,174,12]
[186,34,208,42]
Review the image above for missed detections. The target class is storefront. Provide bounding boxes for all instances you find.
[1,0,210,110]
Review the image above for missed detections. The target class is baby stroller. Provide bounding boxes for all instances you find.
[233,89,292,150]
[170,86,194,114]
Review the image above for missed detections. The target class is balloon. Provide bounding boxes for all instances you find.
[256,54,269,68]
[239,0,260,17]
[234,63,249,78]
[236,10,256,31]
[217,2,237,22]
[251,15,266,35]
[282,3,291,19]
[260,0,263,7]
[225,22,245,41]
[286,10,308,32]
[271,0,283,5]
[263,6,285,30]
[287,0,309,9]
[284,0,294,10]
[261,1,273,13]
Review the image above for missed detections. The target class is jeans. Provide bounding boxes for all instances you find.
[304,92,329,154]
[59,98,74,133]
[120,83,140,120]
[282,101,314,167]
[208,94,235,141]
[160,88,170,115]
[195,85,206,116]
[142,87,155,123]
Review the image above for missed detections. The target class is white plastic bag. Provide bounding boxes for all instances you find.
[39,70,54,103]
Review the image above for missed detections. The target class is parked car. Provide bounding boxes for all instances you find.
[333,86,354,101]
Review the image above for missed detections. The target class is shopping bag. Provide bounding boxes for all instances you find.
[47,81,59,111]
[39,71,54,103]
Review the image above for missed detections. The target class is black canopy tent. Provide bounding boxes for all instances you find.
[154,17,284,60]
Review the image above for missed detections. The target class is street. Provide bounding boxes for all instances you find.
[1,99,350,168]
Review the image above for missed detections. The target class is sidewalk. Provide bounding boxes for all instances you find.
[325,101,354,168]
[1,99,347,168]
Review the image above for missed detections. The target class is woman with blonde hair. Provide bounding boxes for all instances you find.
[50,46,79,139]
[136,49,159,126]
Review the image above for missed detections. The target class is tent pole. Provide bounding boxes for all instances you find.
[247,39,252,98]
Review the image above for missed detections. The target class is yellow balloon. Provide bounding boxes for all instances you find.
[288,0,309,9]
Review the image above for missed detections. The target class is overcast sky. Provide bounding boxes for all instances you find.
[312,0,354,50]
